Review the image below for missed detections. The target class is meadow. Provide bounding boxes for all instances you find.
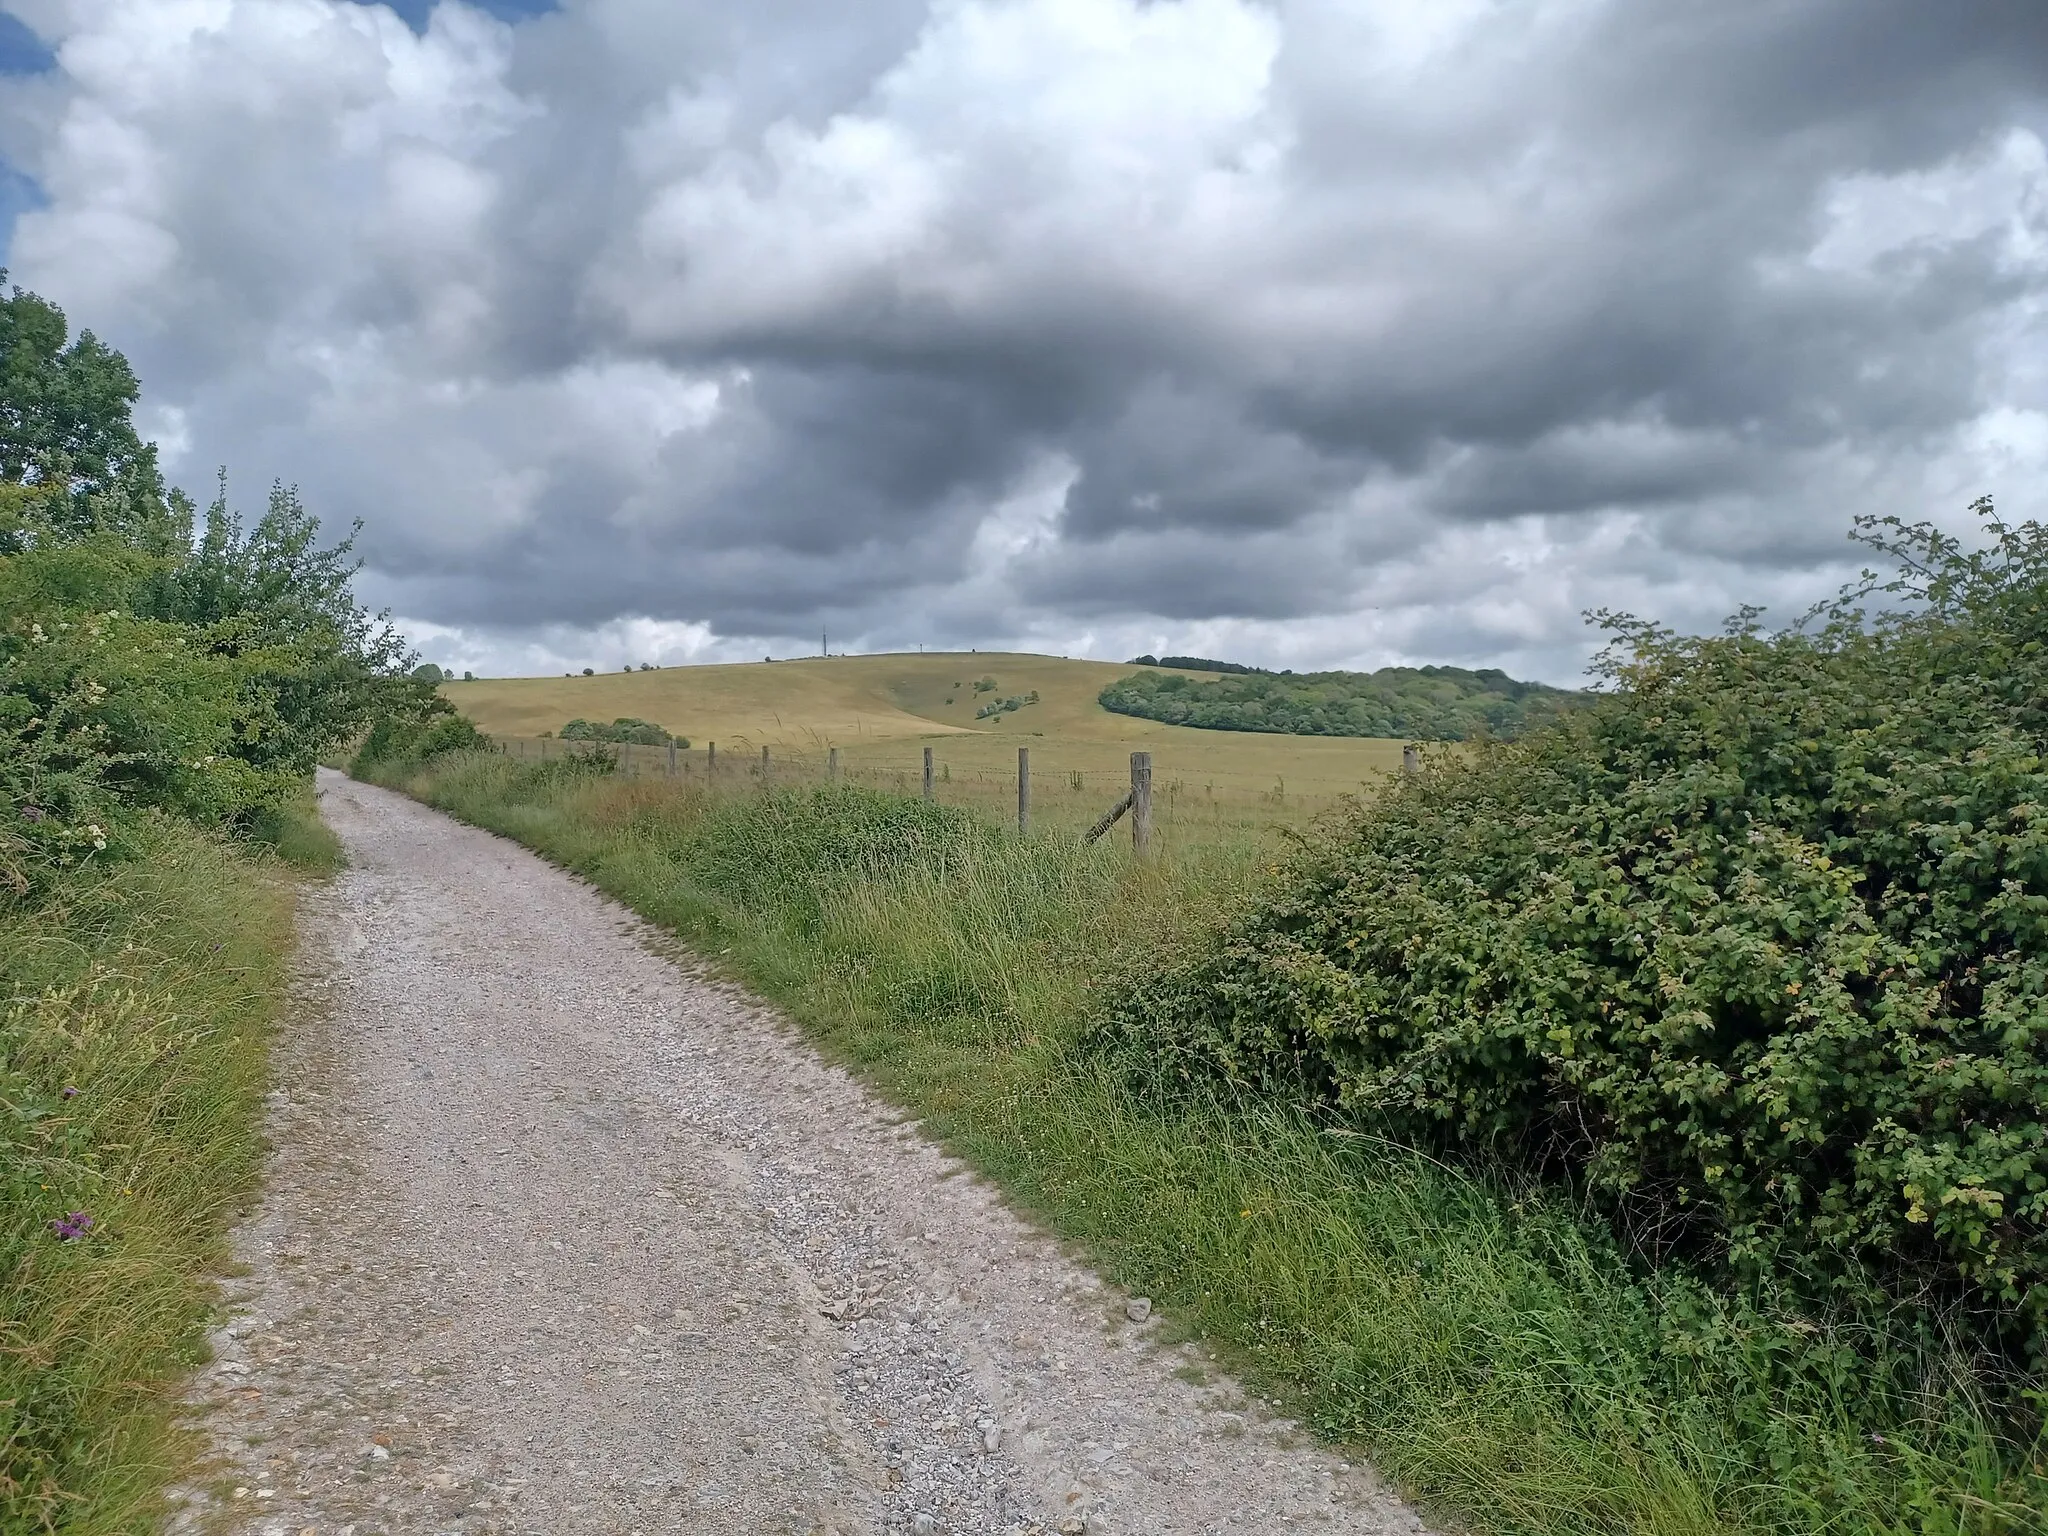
[447,651,1411,835]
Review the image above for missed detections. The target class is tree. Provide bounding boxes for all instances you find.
[0,274,173,547]
[136,475,421,779]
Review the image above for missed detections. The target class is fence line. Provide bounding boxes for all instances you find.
[491,731,1379,843]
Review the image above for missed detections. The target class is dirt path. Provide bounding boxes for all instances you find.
[175,771,1426,1536]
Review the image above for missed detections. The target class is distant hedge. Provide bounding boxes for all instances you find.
[559,716,684,747]
[1096,502,2048,1374]
[1128,654,1264,674]
[1101,663,1582,740]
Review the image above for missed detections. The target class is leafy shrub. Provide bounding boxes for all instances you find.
[1128,653,1265,674]
[1097,504,2048,1375]
[349,711,490,776]
[559,716,681,746]
[975,690,1039,720]
[1100,663,1581,740]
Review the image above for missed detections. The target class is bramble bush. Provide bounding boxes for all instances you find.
[1097,501,2048,1377]
[348,710,491,777]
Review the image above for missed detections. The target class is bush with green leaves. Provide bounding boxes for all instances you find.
[349,711,491,776]
[2,278,420,895]
[1097,502,2048,1377]
[557,715,681,746]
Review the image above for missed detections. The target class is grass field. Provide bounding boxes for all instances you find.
[447,652,1411,833]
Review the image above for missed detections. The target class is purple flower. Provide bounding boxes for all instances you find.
[61,1086,78,1099]
[50,1211,93,1241]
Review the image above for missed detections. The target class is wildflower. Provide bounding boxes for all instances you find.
[50,1211,93,1241]
[61,1086,78,1099]
[86,824,107,851]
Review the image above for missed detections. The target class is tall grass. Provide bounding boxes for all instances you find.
[367,751,2047,1536]
[0,810,316,1534]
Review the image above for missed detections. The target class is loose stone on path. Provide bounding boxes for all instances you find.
[171,769,1429,1536]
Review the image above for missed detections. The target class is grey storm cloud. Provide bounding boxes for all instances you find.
[1,0,2045,680]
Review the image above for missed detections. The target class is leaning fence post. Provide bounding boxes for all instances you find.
[1018,747,1031,835]
[1130,751,1152,856]
[1402,743,1420,778]
[828,746,840,783]
[923,746,935,802]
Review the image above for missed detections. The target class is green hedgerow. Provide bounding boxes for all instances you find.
[1095,501,2048,1378]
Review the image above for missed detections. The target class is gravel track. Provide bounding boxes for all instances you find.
[175,770,1427,1536]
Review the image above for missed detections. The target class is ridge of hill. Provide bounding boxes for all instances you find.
[441,652,1412,814]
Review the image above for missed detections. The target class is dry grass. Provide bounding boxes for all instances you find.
[447,651,1412,829]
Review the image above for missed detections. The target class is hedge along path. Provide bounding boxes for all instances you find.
[176,771,1428,1536]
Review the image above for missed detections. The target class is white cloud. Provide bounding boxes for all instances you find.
[1,0,2043,685]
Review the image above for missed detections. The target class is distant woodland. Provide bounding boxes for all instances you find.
[1100,663,1585,740]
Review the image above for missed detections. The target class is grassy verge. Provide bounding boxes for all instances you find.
[363,751,2045,1536]
[0,807,322,1533]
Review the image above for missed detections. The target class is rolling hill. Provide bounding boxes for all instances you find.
[444,652,1412,813]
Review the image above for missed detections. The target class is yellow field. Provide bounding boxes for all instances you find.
[447,651,1410,834]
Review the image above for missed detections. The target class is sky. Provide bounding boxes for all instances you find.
[1,0,2045,683]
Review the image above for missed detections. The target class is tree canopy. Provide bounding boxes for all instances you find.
[0,273,173,547]
[1100,663,1583,741]
[0,280,427,894]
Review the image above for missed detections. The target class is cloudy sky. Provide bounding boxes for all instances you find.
[2,0,2045,682]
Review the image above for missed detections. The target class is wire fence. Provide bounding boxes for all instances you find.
[488,734,1374,844]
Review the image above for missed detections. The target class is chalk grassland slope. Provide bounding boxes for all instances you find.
[447,653,1410,816]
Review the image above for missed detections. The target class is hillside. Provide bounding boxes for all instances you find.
[444,652,1411,808]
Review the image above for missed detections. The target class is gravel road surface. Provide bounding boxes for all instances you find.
[175,770,1427,1536]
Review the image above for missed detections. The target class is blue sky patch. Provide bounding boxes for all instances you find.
[351,0,557,33]
[0,11,56,75]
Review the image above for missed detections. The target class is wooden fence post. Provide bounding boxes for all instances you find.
[1130,751,1152,856]
[708,741,716,777]
[668,738,677,777]
[1402,743,1420,778]
[923,746,935,802]
[1018,747,1031,835]
[760,744,771,783]
[828,746,840,783]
